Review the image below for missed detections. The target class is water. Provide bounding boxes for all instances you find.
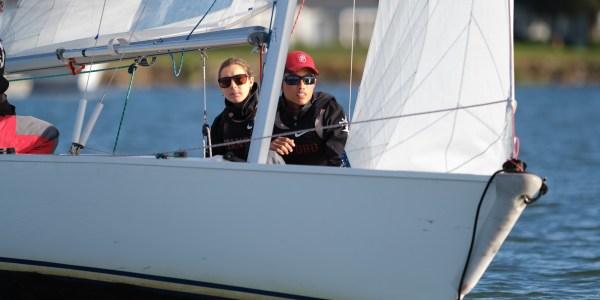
[470,86,600,299]
[7,84,600,299]
[10,83,356,156]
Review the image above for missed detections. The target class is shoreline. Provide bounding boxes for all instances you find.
[14,44,600,88]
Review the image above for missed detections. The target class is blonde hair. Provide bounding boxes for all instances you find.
[218,57,254,78]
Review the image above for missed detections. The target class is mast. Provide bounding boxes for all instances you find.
[247,0,297,164]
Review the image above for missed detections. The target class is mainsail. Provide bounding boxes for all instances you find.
[1,0,273,71]
[346,0,515,175]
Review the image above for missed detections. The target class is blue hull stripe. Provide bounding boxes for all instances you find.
[0,257,324,300]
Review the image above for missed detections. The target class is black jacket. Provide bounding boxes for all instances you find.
[0,39,9,94]
[273,91,348,166]
[0,96,15,116]
[209,82,259,160]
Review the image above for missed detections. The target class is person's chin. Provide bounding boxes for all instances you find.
[230,96,244,102]
[292,96,307,104]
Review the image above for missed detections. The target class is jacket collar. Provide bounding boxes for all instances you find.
[223,82,259,119]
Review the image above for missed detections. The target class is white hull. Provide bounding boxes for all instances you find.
[0,155,542,299]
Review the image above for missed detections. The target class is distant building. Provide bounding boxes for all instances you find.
[290,0,378,48]
[242,0,378,48]
[514,2,598,46]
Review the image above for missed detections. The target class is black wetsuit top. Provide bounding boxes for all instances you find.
[209,82,259,161]
[0,39,9,94]
[272,91,348,166]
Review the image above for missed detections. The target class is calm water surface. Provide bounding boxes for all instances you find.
[470,86,600,299]
[9,84,600,299]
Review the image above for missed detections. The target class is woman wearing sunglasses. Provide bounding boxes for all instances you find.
[209,57,259,161]
[270,51,349,166]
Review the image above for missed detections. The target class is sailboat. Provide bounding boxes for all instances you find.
[0,0,547,299]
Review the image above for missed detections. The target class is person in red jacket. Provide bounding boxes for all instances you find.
[0,31,59,154]
[0,98,59,154]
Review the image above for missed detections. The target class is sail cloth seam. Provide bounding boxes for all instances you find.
[363,111,452,167]
[471,16,507,100]
[444,1,513,172]
[360,1,430,168]
[447,121,510,173]
[367,1,429,118]
[371,10,467,170]
[444,2,476,172]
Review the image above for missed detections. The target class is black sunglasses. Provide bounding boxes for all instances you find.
[218,74,248,88]
[283,75,316,85]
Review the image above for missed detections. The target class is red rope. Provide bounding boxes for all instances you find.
[259,43,264,85]
[290,0,305,37]
[67,59,86,75]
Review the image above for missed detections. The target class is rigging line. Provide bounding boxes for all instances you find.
[200,49,211,158]
[112,64,137,154]
[261,1,277,78]
[7,65,129,82]
[351,99,507,126]
[106,99,507,157]
[267,1,276,38]
[81,0,108,100]
[290,0,304,37]
[186,0,217,40]
[151,100,510,157]
[168,49,185,77]
[201,50,209,126]
[347,0,356,122]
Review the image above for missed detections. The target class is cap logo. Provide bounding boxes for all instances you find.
[297,54,307,63]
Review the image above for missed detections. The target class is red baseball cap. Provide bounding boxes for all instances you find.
[285,51,319,75]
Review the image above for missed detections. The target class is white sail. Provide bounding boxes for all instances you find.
[347,0,515,175]
[1,0,273,58]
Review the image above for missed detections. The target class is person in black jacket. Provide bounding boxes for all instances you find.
[0,2,9,98]
[270,51,349,166]
[209,57,258,161]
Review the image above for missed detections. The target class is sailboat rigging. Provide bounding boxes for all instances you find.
[0,1,547,299]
